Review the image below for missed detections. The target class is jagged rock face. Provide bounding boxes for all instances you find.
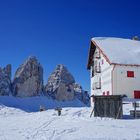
[74,83,90,105]
[0,65,11,96]
[45,64,90,105]
[44,65,75,101]
[12,56,43,97]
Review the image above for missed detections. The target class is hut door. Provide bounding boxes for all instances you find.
[134,91,140,99]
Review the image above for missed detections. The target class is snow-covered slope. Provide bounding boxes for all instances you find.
[92,37,140,65]
[0,103,140,140]
[0,96,87,112]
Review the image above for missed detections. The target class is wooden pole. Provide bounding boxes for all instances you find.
[116,106,122,119]
[134,102,137,119]
[90,108,94,118]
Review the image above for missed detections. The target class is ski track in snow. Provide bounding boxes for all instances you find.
[0,103,140,140]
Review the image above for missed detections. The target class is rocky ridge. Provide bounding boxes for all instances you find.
[0,65,11,96]
[0,56,90,105]
[12,56,43,97]
[44,64,90,105]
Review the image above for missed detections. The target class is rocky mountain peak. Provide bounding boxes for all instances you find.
[27,56,38,62]
[0,57,89,105]
[0,64,12,96]
[45,65,89,105]
[52,64,75,84]
[12,56,43,97]
[14,56,40,78]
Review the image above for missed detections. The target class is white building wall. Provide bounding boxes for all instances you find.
[90,48,113,106]
[113,65,140,98]
[90,47,140,107]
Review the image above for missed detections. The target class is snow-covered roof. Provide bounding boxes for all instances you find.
[92,37,140,65]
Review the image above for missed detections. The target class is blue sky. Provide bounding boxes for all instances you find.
[0,0,140,92]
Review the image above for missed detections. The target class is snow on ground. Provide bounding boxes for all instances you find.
[0,99,140,140]
[0,96,87,112]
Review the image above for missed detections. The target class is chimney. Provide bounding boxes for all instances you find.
[132,36,139,41]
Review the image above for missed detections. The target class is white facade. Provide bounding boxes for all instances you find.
[112,65,140,98]
[88,37,140,106]
[90,48,113,97]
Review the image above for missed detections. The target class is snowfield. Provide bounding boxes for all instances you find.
[0,98,140,140]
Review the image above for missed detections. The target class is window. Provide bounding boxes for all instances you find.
[95,62,101,73]
[134,91,140,99]
[127,71,134,78]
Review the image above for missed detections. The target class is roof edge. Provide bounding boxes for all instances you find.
[87,40,111,70]
[87,39,140,70]
[111,63,140,67]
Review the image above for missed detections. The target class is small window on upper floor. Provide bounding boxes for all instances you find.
[95,62,101,73]
[127,71,134,78]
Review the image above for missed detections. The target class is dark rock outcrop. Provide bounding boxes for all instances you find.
[44,64,90,105]
[0,64,11,96]
[12,56,43,97]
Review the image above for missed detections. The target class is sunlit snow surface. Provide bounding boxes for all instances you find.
[0,97,140,140]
